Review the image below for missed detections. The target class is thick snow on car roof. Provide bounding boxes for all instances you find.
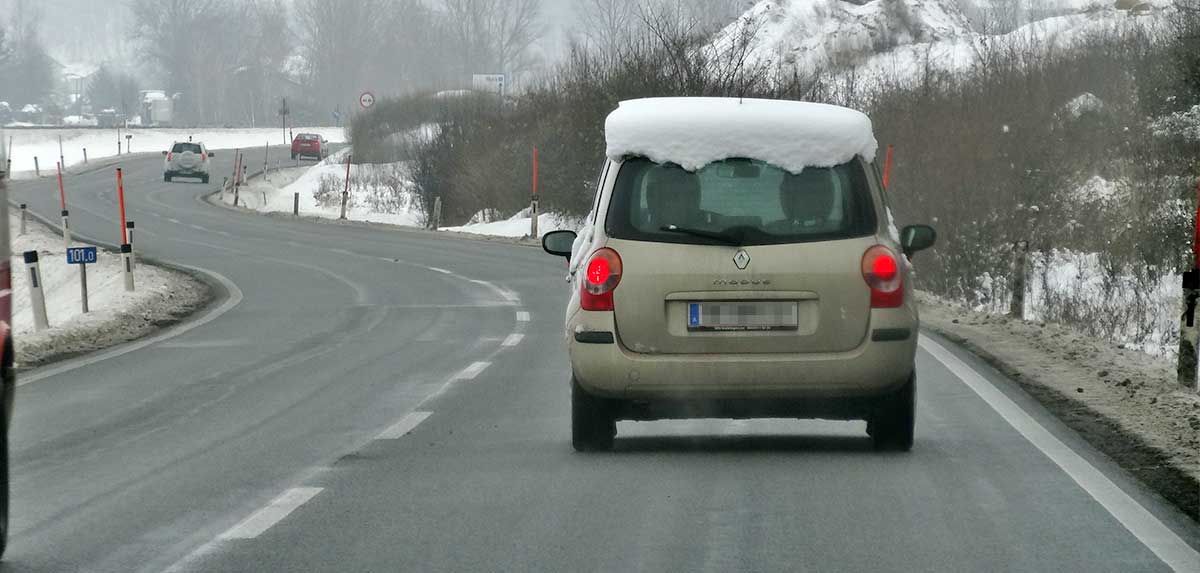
[605,97,878,173]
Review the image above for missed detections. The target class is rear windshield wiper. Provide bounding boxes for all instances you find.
[660,225,742,246]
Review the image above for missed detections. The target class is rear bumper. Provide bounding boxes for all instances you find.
[568,309,916,401]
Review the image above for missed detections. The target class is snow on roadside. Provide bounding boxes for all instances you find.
[4,126,346,175]
[228,149,581,239]
[223,149,424,227]
[9,213,209,367]
[441,208,581,238]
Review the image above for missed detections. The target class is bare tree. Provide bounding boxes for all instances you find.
[574,0,636,59]
[441,0,543,79]
[296,0,387,115]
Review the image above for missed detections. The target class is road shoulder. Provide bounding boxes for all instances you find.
[919,291,1200,521]
[12,211,213,370]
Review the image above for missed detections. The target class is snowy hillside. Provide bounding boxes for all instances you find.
[712,0,1170,81]
[712,0,975,71]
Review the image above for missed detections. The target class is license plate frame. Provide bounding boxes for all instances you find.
[686,301,800,332]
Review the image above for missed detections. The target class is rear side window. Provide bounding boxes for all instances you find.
[605,157,876,246]
[171,143,202,153]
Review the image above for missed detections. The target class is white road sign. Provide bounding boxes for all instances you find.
[359,92,376,109]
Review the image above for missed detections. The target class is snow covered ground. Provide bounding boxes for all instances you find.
[226,149,581,239]
[9,213,209,367]
[712,0,1171,88]
[3,126,346,176]
[968,249,1180,357]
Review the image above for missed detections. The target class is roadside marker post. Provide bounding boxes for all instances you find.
[1009,240,1029,319]
[882,145,895,190]
[432,196,442,231]
[340,153,352,220]
[293,192,300,216]
[117,168,128,244]
[58,135,64,171]
[82,147,88,164]
[126,221,137,269]
[18,203,26,236]
[66,246,97,314]
[23,251,49,331]
[530,147,539,239]
[33,156,39,177]
[121,244,135,292]
[57,162,71,251]
[1178,181,1200,391]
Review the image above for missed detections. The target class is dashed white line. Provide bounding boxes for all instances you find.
[428,267,453,275]
[920,336,1200,573]
[218,487,323,540]
[376,411,433,440]
[167,218,181,224]
[501,333,524,347]
[516,311,531,322]
[455,361,491,380]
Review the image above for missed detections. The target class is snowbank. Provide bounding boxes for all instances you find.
[441,209,581,238]
[3,126,346,174]
[228,151,580,239]
[605,98,877,172]
[9,213,209,366]
[224,150,423,227]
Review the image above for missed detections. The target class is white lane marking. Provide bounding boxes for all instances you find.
[167,218,181,224]
[501,333,524,347]
[19,266,245,386]
[156,339,248,349]
[376,411,433,440]
[516,311,531,322]
[188,224,207,231]
[920,336,1200,573]
[455,361,491,380]
[218,487,323,540]
[428,267,453,275]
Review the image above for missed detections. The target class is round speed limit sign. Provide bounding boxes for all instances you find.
[359,92,376,109]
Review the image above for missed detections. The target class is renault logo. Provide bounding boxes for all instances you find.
[733,249,751,270]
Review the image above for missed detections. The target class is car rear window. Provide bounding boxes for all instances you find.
[605,157,877,246]
[171,143,203,153]
[297,134,319,141]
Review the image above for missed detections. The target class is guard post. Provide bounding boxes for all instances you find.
[126,221,137,269]
[121,244,135,292]
[24,251,48,331]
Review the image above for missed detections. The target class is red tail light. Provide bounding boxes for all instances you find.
[201,153,207,161]
[581,248,622,311]
[862,245,903,308]
[166,152,173,161]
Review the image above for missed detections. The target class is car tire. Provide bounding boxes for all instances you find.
[201,175,210,184]
[291,153,297,160]
[163,173,172,182]
[870,373,915,452]
[572,376,616,452]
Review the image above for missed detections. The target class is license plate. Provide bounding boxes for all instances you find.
[687,301,799,331]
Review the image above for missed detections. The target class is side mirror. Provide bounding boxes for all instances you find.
[542,230,577,259]
[161,151,169,156]
[900,224,937,257]
[208,151,215,157]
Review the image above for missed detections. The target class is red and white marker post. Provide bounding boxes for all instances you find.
[57,162,70,250]
[530,147,540,239]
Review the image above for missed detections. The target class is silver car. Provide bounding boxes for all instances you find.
[542,97,937,452]
[163,141,213,183]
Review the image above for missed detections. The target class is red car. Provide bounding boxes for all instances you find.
[291,133,328,161]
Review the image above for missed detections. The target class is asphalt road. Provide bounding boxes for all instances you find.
[4,149,1199,572]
